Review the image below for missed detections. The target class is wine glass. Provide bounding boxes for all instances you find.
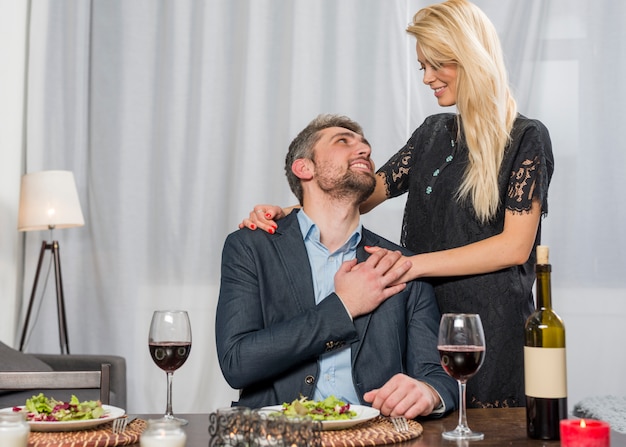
[437,313,486,440]
[149,310,192,426]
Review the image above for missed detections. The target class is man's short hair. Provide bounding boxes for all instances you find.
[285,114,364,204]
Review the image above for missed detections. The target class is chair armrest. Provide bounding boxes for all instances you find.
[32,354,126,409]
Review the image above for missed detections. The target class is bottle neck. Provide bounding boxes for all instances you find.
[535,264,552,309]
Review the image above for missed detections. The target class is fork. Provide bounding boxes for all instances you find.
[112,416,136,433]
[390,416,410,433]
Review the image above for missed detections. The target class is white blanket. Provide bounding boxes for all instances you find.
[573,395,626,434]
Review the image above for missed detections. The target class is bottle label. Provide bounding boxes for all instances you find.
[524,346,567,398]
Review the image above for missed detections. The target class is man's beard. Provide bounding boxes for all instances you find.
[314,163,376,204]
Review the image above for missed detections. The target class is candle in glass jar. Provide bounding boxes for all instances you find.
[0,412,30,447]
[560,419,610,447]
[140,419,187,447]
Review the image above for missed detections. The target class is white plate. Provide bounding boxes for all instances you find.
[259,404,379,430]
[0,405,125,432]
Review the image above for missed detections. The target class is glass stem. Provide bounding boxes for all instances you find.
[165,371,174,418]
[457,380,470,432]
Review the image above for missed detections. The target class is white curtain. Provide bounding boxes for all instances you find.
[2,0,624,414]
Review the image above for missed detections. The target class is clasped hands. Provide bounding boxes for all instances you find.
[334,247,410,318]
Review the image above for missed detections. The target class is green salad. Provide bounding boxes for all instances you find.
[277,395,357,421]
[13,393,106,422]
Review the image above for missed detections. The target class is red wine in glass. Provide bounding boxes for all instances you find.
[437,313,486,441]
[149,310,192,425]
[149,342,191,372]
[438,345,485,381]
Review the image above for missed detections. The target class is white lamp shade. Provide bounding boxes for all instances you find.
[18,170,85,231]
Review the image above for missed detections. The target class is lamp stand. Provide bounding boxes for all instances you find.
[19,240,70,354]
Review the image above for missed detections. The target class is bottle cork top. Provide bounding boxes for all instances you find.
[537,245,549,264]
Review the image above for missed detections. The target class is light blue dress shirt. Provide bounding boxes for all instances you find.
[297,210,362,404]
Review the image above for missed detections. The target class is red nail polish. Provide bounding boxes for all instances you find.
[268,227,275,234]
[265,213,272,219]
[250,224,256,230]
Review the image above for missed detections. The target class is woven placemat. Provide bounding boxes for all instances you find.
[321,416,422,447]
[27,419,147,447]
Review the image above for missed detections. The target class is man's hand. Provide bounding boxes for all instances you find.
[334,249,410,318]
[363,374,441,419]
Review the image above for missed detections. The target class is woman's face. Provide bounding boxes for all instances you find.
[416,44,458,107]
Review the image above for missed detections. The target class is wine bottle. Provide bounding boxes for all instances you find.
[524,245,568,440]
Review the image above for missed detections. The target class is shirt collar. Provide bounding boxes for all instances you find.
[296,209,362,252]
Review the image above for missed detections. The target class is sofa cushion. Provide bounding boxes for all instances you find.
[0,341,55,400]
[0,341,53,372]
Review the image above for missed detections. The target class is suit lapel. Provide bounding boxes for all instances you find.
[271,213,317,310]
[351,230,383,361]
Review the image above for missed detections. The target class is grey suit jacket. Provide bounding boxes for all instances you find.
[216,210,457,416]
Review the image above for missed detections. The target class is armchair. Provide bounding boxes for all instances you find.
[0,341,126,409]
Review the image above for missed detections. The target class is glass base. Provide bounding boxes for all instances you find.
[160,414,189,426]
[442,426,484,441]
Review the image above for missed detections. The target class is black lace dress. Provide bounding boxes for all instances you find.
[377,113,554,408]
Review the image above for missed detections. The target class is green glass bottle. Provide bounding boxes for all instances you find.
[524,245,568,440]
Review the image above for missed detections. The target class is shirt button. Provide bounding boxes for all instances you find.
[305,375,315,385]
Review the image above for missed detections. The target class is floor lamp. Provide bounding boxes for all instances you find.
[17,170,85,354]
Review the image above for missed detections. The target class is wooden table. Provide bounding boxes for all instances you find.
[131,408,626,446]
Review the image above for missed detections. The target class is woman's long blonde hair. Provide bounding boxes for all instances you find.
[407,0,517,223]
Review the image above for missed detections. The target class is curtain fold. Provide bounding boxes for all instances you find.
[0,0,29,342]
[9,0,625,413]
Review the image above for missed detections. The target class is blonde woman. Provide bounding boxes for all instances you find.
[241,0,554,409]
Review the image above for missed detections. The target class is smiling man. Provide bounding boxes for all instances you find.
[215,114,457,419]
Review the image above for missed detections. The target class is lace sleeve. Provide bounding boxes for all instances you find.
[505,120,554,216]
[377,143,414,199]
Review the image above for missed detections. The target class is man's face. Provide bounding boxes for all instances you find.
[309,127,376,203]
